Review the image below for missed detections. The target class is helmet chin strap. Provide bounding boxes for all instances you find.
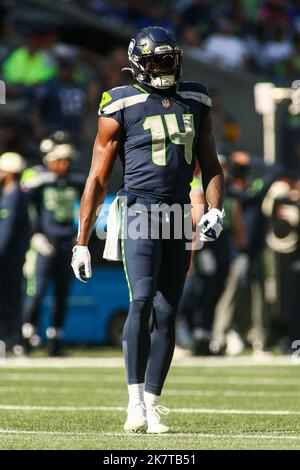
[150,75,175,89]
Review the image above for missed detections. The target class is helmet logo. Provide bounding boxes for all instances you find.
[162,98,171,108]
[154,45,173,52]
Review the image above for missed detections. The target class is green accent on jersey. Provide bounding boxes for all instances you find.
[3,47,56,85]
[141,49,152,54]
[143,115,166,166]
[43,187,78,223]
[120,201,132,302]
[100,91,112,109]
[222,196,236,231]
[21,168,38,184]
[246,177,264,196]
[0,208,9,219]
[165,113,195,165]
[143,114,195,167]
[132,84,147,93]
[25,247,38,297]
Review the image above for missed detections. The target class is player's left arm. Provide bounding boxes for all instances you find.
[197,114,225,241]
[197,114,224,210]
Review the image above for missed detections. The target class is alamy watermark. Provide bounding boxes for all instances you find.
[0,80,6,104]
[291,340,300,364]
[95,197,206,251]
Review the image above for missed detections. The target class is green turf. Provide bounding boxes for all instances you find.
[0,363,300,449]
[28,346,123,358]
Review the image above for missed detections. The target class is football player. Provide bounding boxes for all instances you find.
[22,132,85,356]
[0,152,28,354]
[72,27,224,433]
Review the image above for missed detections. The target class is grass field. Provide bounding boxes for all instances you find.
[0,355,300,450]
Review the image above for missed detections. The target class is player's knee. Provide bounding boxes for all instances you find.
[132,277,156,301]
[129,299,152,320]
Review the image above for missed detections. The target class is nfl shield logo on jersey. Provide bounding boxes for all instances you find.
[162,98,170,108]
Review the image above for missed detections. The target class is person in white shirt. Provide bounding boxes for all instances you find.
[203,18,249,71]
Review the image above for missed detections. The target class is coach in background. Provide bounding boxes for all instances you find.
[0,152,28,355]
[22,132,84,356]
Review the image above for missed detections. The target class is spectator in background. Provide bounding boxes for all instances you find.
[279,33,300,81]
[288,0,300,33]
[32,57,86,146]
[259,0,290,31]
[2,32,57,88]
[181,0,213,37]
[203,18,250,70]
[0,152,28,355]
[259,26,293,75]
[86,0,127,25]
[137,1,176,33]
[181,25,202,48]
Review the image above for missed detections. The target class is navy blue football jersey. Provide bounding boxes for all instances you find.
[99,82,211,203]
[22,168,85,241]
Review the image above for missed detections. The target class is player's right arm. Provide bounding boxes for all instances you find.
[72,116,120,282]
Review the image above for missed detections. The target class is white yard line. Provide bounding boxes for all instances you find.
[1,386,300,398]
[0,404,300,415]
[102,375,300,386]
[2,373,300,386]
[104,432,300,441]
[0,355,298,368]
[0,429,300,441]
[0,374,100,382]
[0,429,98,437]
[164,389,300,397]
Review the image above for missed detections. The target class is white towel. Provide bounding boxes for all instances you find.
[103,196,122,261]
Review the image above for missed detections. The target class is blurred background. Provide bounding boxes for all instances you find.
[0,0,300,358]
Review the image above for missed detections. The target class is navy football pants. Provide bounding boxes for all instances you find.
[24,241,72,331]
[120,201,191,395]
[0,251,25,347]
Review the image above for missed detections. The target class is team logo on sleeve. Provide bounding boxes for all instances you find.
[162,98,171,108]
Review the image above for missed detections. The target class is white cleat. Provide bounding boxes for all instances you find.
[146,405,170,434]
[124,403,147,433]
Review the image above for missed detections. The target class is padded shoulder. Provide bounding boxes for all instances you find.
[177,81,211,108]
[99,84,149,115]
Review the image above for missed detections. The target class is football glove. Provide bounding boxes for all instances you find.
[198,208,225,242]
[31,233,55,256]
[71,245,92,283]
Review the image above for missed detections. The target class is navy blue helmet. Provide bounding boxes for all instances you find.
[127,26,182,89]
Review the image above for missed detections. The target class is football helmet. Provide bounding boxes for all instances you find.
[40,131,75,162]
[127,26,182,89]
[40,131,72,154]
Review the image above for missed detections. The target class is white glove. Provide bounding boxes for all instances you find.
[71,245,92,283]
[31,233,55,256]
[198,208,225,242]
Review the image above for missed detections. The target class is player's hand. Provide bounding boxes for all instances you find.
[71,245,92,283]
[198,208,225,242]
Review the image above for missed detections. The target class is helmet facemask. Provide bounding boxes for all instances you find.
[140,51,182,88]
[128,43,182,89]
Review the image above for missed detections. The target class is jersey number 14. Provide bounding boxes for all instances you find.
[143,114,195,166]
